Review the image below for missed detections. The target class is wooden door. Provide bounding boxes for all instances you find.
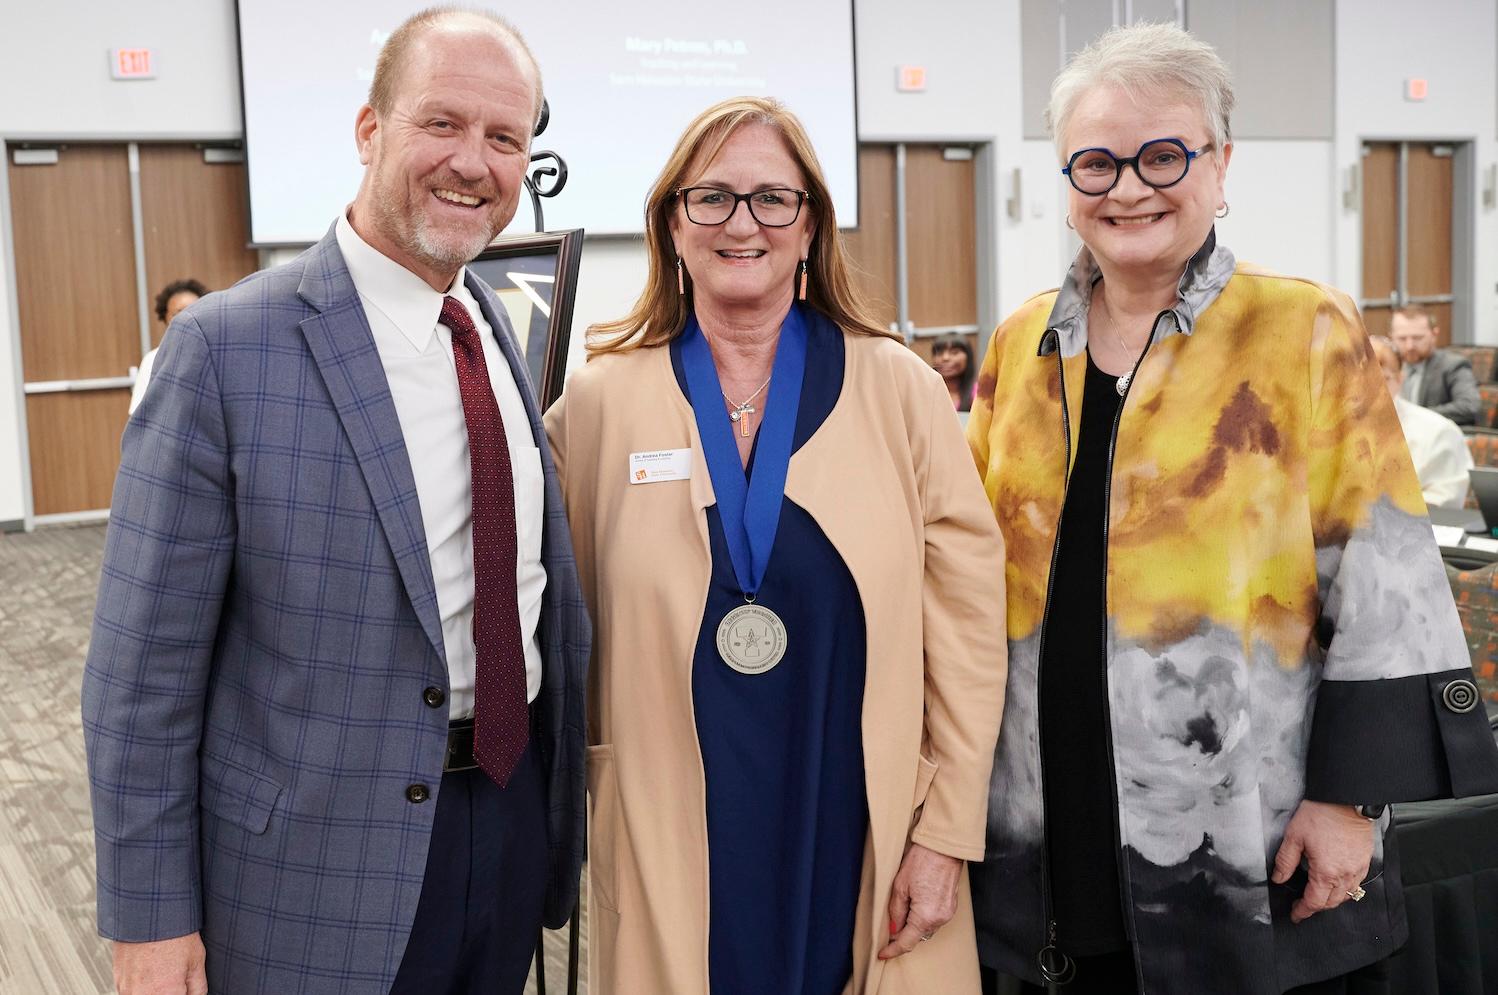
[906,146,978,334]
[138,145,259,347]
[9,145,139,516]
[1405,144,1454,339]
[1360,141,1456,344]
[9,143,262,518]
[840,142,981,370]
[1360,143,1398,339]
[841,145,898,331]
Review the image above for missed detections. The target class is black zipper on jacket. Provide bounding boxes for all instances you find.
[1096,310,1173,993]
[1033,326,1076,987]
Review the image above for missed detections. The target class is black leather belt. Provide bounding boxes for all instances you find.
[444,718,477,773]
[444,706,536,773]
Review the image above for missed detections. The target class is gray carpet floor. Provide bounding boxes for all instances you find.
[0,524,585,994]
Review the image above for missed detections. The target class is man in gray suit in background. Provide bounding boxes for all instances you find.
[1393,304,1482,425]
[83,8,588,994]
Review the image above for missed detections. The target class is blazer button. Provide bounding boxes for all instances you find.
[423,686,446,708]
[1442,679,1479,714]
[406,784,430,804]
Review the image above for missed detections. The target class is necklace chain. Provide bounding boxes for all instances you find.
[722,373,772,410]
[1096,286,1150,397]
[1096,287,1147,360]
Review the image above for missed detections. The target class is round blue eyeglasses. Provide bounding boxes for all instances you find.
[1062,138,1212,195]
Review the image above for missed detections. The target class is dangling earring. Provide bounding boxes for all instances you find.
[1215,203,1230,218]
[676,256,685,295]
[1065,215,1075,230]
[797,259,808,301]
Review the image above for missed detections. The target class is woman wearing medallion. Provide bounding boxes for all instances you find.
[966,23,1498,995]
[544,96,1006,994]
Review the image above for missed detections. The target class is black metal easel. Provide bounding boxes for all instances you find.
[523,98,580,995]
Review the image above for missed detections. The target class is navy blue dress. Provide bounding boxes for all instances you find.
[671,320,869,995]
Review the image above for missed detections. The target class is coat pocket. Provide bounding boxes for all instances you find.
[587,744,621,912]
[199,752,283,835]
[912,753,940,817]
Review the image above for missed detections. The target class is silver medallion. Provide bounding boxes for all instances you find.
[1114,371,1132,396]
[715,603,788,675]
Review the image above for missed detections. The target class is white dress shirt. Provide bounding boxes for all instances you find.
[1394,395,1473,509]
[129,346,159,414]
[336,214,545,716]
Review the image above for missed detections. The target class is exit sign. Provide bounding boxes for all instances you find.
[110,49,156,80]
[896,65,927,92]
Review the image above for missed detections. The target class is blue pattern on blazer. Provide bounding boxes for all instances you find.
[81,224,589,993]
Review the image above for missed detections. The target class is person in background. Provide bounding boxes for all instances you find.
[546,96,1005,994]
[129,278,207,414]
[966,22,1498,995]
[1392,304,1481,425]
[83,9,588,994]
[1370,334,1472,509]
[930,334,975,412]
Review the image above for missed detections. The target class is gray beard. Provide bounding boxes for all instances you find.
[412,215,495,270]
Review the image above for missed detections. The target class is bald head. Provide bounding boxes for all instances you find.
[369,7,543,126]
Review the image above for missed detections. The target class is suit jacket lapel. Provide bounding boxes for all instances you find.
[296,229,447,663]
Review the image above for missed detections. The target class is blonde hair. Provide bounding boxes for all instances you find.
[1369,335,1402,375]
[589,96,896,356]
[1047,22,1234,159]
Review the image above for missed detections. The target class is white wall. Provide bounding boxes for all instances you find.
[1334,0,1498,342]
[0,170,22,523]
[0,2,243,139]
[1217,141,1338,285]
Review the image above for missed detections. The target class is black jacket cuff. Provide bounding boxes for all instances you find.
[1305,669,1498,804]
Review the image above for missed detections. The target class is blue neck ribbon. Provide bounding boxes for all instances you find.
[681,305,809,600]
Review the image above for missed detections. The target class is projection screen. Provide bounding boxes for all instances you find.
[235,2,859,244]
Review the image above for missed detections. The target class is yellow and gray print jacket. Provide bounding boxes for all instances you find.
[966,234,1498,994]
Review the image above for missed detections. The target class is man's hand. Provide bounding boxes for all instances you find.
[1271,800,1374,924]
[878,843,962,960]
[113,933,207,995]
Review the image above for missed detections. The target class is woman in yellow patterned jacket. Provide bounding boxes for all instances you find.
[967,23,1498,995]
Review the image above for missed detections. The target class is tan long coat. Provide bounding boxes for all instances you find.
[544,330,1006,994]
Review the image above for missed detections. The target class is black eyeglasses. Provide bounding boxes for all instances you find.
[675,186,810,227]
[1061,138,1212,195]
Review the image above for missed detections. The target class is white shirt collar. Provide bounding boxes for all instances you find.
[335,211,469,353]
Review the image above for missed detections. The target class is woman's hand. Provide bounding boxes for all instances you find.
[878,843,962,960]
[1271,800,1374,924]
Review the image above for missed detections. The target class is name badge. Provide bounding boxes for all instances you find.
[629,448,693,484]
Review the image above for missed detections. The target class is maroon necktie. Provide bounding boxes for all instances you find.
[442,295,528,786]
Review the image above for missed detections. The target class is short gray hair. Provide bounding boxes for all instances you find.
[1046,22,1234,160]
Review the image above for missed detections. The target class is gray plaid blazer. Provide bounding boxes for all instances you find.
[82,225,589,993]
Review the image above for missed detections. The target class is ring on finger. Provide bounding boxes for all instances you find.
[920,931,935,941]
[1346,885,1366,902]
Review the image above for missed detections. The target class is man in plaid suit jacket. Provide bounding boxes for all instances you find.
[82,10,587,993]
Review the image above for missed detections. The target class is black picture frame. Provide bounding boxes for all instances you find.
[467,228,584,412]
